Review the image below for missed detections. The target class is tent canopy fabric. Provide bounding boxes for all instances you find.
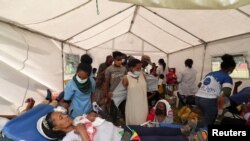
[0,0,249,52]
[0,0,250,114]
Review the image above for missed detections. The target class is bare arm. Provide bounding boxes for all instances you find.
[197,82,202,88]
[222,87,232,97]
[233,81,242,95]
[122,76,128,87]
[0,115,16,120]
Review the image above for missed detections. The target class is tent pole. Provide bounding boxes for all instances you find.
[112,39,115,51]
[129,5,139,32]
[61,42,65,89]
[141,41,144,55]
[200,43,208,81]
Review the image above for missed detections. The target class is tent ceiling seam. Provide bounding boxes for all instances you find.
[206,32,250,44]
[128,5,139,32]
[236,8,250,18]
[137,13,194,46]
[64,5,135,41]
[23,0,92,25]
[143,7,206,44]
[169,32,250,55]
[130,31,168,54]
[85,32,127,51]
[73,13,133,44]
[0,20,85,51]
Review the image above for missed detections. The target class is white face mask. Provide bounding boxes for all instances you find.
[134,71,141,77]
[122,59,126,63]
[76,75,88,84]
[128,71,140,78]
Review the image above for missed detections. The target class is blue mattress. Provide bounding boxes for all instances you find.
[2,104,54,141]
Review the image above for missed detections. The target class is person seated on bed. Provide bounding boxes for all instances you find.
[146,99,173,127]
[37,111,197,141]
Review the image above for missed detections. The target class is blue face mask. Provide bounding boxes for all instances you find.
[76,75,88,84]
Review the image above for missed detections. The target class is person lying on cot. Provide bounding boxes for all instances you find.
[37,111,197,141]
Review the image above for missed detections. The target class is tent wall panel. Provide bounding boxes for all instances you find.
[203,34,250,89]
[0,22,63,91]
[0,61,47,115]
[88,41,113,69]
[15,29,63,91]
[63,44,86,81]
[168,45,205,85]
[0,23,28,69]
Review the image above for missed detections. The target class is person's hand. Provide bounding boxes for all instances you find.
[74,124,87,135]
[235,81,242,87]
[92,102,102,112]
[25,98,35,110]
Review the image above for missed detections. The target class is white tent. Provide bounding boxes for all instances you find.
[0,0,250,114]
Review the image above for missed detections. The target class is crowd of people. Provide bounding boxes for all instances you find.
[1,52,250,141]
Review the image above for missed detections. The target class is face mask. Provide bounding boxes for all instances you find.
[76,75,88,84]
[155,108,166,115]
[133,71,141,77]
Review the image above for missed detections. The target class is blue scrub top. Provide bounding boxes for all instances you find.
[64,77,96,118]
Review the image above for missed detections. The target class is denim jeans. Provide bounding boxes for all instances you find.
[195,96,218,128]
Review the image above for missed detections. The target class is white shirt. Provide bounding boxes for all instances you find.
[62,121,123,141]
[178,67,198,96]
[63,130,81,141]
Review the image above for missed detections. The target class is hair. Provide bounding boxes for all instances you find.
[80,54,93,65]
[77,63,92,75]
[127,59,141,68]
[106,55,112,61]
[158,58,166,71]
[185,59,193,68]
[42,112,66,140]
[159,74,164,79]
[92,68,97,73]
[112,51,123,59]
[220,54,236,70]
